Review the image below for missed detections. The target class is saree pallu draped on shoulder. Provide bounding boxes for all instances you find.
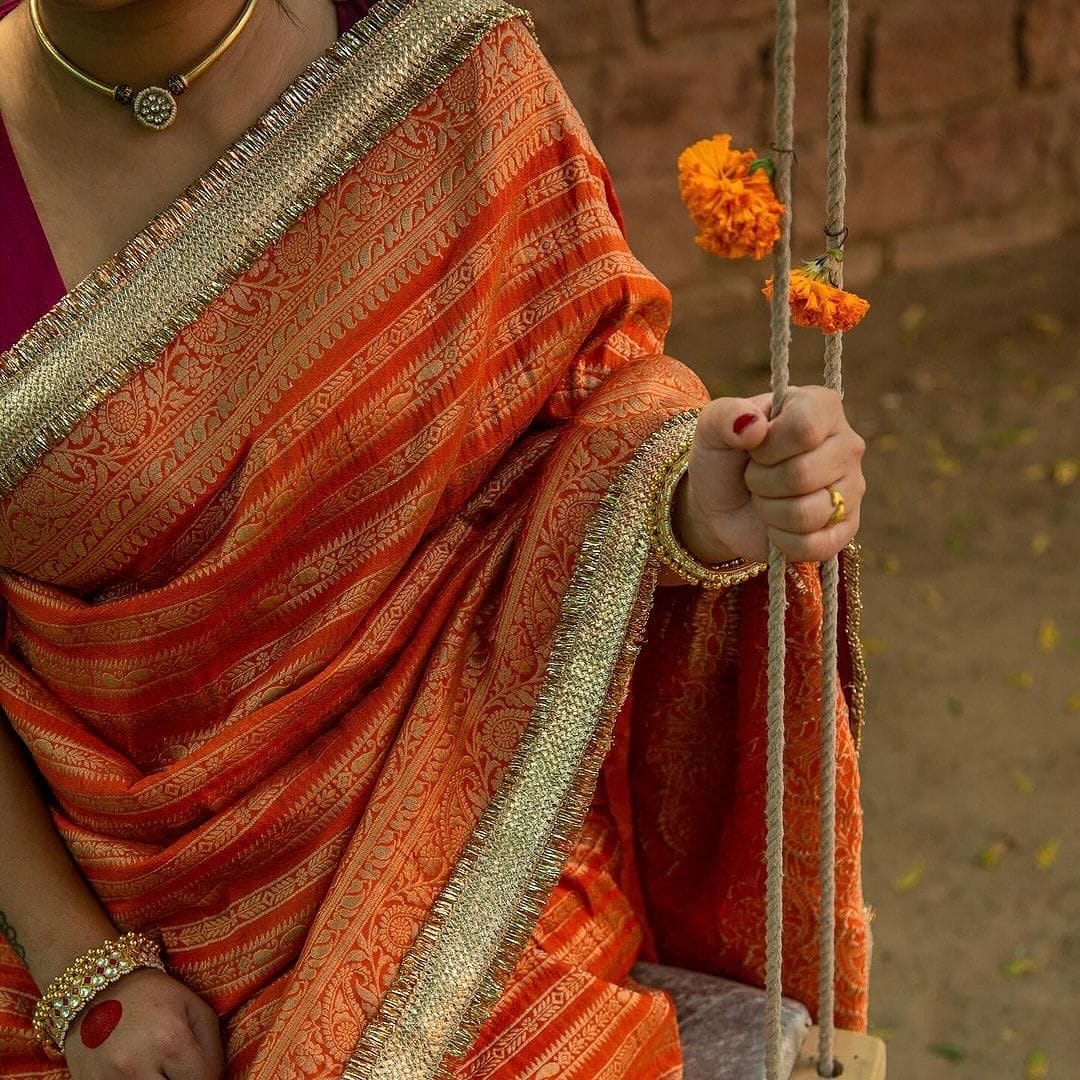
[0,1,870,1076]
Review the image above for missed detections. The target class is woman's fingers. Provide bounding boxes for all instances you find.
[144,1014,214,1080]
[688,393,776,534]
[751,472,864,535]
[184,997,225,1077]
[161,1038,220,1080]
[744,432,856,499]
[751,464,864,561]
[764,505,862,562]
[746,385,845,466]
[751,487,836,536]
[694,392,774,451]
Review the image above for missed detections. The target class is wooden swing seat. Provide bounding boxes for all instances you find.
[631,962,810,1079]
[632,963,886,1080]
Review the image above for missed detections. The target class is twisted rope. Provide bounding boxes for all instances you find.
[764,1,853,1077]
[764,3,797,1078]
[816,2,849,1076]
[823,0,849,386]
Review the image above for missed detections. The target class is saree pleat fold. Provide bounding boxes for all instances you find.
[0,3,869,1076]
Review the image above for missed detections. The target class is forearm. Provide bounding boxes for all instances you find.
[0,714,117,990]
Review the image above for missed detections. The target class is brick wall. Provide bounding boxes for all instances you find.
[526,0,1080,316]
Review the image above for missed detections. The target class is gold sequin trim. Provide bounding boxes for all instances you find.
[342,411,699,1080]
[0,0,532,500]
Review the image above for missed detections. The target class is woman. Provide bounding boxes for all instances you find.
[0,0,870,1076]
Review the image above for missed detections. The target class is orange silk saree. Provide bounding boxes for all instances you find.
[0,1,870,1076]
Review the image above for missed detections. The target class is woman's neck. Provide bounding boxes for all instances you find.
[0,0,340,291]
[34,0,269,92]
[3,0,337,146]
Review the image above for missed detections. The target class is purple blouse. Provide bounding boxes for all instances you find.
[0,0,374,352]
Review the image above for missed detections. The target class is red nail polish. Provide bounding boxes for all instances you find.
[733,413,757,436]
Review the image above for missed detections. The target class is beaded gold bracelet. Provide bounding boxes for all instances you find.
[649,445,768,589]
[32,930,165,1055]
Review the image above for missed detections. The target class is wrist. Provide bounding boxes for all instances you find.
[32,930,166,1056]
[671,472,739,565]
[27,911,120,992]
[649,444,766,590]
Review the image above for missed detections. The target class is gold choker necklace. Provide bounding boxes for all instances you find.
[29,0,263,131]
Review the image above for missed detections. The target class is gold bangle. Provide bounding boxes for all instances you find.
[649,446,768,589]
[32,931,166,1055]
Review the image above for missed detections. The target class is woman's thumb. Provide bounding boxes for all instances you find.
[696,393,773,453]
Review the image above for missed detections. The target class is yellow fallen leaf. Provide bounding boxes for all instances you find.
[1012,771,1035,795]
[1054,459,1079,486]
[894,304,928,336]
[933,455,961,476]
[1023,463,1049,482]
[868,1027,896,1042]
[919,584,944,609]
[900,303,928,338]
[1000,957,1038,977]
[1037,618,1060,652]
[1026,1050,1049,1079]
[1030,533,1051,556]
[977,842,1007,869]
[1035,838,1060,870]
[874,433,900,452]
[990,425,1037,448]
[996,338,1022,361]
[881,554,902,575]
[893,860,924,892]
[1027,312,1064,338]
[1009,671,1034,690]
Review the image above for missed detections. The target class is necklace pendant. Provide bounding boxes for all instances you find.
[132,86,178,131]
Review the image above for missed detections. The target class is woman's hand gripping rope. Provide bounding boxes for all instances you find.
[673,385,866,565]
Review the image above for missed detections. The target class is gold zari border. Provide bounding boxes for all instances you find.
[343,412,701,1080]
[0,0,532,500]
[838,539,867,751]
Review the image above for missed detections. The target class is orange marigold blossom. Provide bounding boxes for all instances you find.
[762,255,870,334]
[677,134,784,260]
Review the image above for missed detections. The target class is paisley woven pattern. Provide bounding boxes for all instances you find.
[0,9,868,1078]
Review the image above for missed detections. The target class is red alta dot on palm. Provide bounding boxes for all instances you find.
[80,998,123,1049]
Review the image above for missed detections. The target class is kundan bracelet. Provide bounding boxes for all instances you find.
[650,445,768,589]
[32,931,165,1055]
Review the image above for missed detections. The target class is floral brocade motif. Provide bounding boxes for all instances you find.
[0,4,868,1078]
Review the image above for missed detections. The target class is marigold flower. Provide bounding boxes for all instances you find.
[763,256,870,334]
[678,134,784,260]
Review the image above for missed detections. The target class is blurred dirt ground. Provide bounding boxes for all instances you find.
[665,231,1080,1080]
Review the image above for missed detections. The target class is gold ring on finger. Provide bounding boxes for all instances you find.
[824,484,846,527]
